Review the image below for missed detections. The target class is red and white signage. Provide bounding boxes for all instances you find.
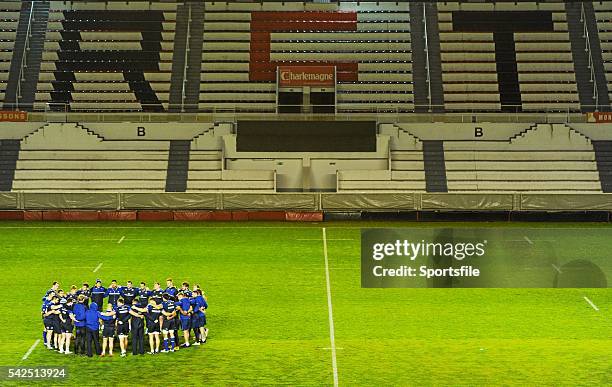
[586,112,612,123]
[278,66,335,87]
[0,111,27,122]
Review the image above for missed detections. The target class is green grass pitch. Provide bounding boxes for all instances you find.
[0,221,610,386]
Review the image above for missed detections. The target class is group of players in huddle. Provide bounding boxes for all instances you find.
[41,278,209,357]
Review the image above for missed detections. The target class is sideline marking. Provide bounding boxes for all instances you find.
[322,227,339,387]
[583,296,599,311]
[551,264,562,274]
[117,236,125,244]
[22,339,40,360]
[297,238,354,241]
[523,236,533,245]
[93,262,103,273]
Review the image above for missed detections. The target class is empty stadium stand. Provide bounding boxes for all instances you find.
[437,1,581,113]
[0,1,610,114]
[594,1,612,106]
[35,1,178,112]
[201,1,414,112]
[389,123,602,193]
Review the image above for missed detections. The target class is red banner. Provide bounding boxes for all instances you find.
[586,112,612,123]
[0,111,27,122]
[278,66,335,87]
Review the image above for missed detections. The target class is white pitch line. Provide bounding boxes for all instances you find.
[322,227,339,387]
[583,296,600,311]
[551,264,562,274]
[523,236,533,245]
[22,339,40,360]
[93,262,103,273]
[117,236,125,244]
[297,238,354,241]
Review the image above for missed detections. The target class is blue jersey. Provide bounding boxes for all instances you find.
[60,305,73,323]
[119,286,137,305]
[105,287,121,305]
[146,304,163,324]
[177,298,192,320]
[164,286,178,300]
[136,288,151,306]
[90,286,106,305]
[98,311,115,327]
[115,304,131,323]
[151,289,164,304]
[193,295,208,315]
[162,300,177,319]
[41,299,50,314]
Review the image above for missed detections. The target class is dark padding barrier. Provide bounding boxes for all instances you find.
[137,211,174,221]
[248,211,286,221]
[211,211,232,221]
[286,211,323,222]
[61,211,100,221]
[231,211,249,221]
[98,211,137,221]
[0,210,24,220]
[42,211,63,221]
[173,211,213,221]
[237,120,376,152]
[24,211,43,221]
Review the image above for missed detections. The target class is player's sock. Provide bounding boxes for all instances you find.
[163,339,168,351]
[170,338,175,350]
[43,331,47,342]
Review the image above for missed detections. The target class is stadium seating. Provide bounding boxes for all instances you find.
[0,1,20,104]
[36,1,177,111]
[438,2,580,113]
[187,131,276,192]
[13,123,170,191]
[594,1,612,103]
[394,123,602,193]
[201,1,413,112]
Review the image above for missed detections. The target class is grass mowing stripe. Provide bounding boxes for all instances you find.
[22,339,40,360]
[322,227,339,387]
[583,296,600,311]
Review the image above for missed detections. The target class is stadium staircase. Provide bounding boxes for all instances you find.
[0,140,20,191]
[165,140,191,192]
[169,2,204,113]
[168,4,189,112]
[422,140,448,192]
[494,32,522,113]
[3,0,49,111]
[410,2,445,113]
[422,2,445,113]
[566,3,610,112]
[409,2,430,113]
[592,141,612,193]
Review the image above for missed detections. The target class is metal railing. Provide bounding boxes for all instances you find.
[181,4,192,112]
[23,102,596,125]
[581,3,599,111]
[422,3,432,112]
[15,3,34,111]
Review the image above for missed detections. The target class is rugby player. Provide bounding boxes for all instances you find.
[99,304,117,356]
[115,298,131,357]
[177,292,193,347]
[161,294,177,352]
